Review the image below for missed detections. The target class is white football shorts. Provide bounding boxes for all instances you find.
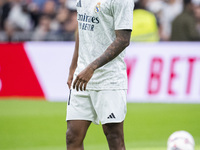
[66,89,127,125]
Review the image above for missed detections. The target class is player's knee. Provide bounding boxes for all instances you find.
[103,124,125,148]
[66,128,82,146]
[66,129,74,145]
[105,131,125,150]
[106,131,123,143]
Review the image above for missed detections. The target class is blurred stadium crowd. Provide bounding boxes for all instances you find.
[132,0,200,42]
[0,0,200,42]
[0,0,77,41]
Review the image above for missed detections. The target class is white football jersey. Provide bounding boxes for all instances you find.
[74,0,134,90]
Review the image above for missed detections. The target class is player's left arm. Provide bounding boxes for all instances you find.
[73,29,131,91]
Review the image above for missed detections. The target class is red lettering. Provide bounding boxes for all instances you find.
[168,57,180,95]
[147,57,163,95]
[186,57,196,95]
[125,58,137,93]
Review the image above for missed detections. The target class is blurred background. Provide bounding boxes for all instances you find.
[0,0,77,42]
[0,0,200,42]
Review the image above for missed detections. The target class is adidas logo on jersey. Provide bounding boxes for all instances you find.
[107,113,116,119]
[76,0,81,7]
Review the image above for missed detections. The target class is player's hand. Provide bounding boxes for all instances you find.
[73,66,94,91]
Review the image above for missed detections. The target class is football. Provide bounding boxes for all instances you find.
[167,131,195,150]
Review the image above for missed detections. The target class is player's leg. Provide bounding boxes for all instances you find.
[102,122,125,150]
[66,120,91,150]
[90,90,127,150]
[66,89,99,149]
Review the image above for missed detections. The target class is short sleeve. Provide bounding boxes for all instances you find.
[111,0,134,30]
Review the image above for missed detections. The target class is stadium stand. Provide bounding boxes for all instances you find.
[0,0,199,42]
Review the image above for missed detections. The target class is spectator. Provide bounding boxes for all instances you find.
[159,0,183,41]
[31,0,57,10]
[0,0,12,30]
[54,5,70,31]
[130,0,160,42]
[0,20,20,42]
[32,15,52,41]
[31,0,46,9]
[27,2,40,28]
[57,0,66,7]
[42,0,56,19]
[193,0,200,34]
[145,0,164,40]
[64,10,77,32]
[0,0,4,30]
[62,0,77,40]
[171,0,200,41]
[61,10,77,41]
[7,0,32,31]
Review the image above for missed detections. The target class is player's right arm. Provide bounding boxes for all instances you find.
[67,28,79,89]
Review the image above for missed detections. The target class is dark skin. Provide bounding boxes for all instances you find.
[66,29,131,150]
[67,29,79,89]
[67,29,131,91]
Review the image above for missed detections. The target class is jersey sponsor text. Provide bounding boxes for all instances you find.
[78,13,99,31]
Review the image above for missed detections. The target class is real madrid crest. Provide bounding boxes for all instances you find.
[94,2,101,13]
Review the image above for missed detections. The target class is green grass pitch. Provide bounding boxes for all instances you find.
[0,99,200,150]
